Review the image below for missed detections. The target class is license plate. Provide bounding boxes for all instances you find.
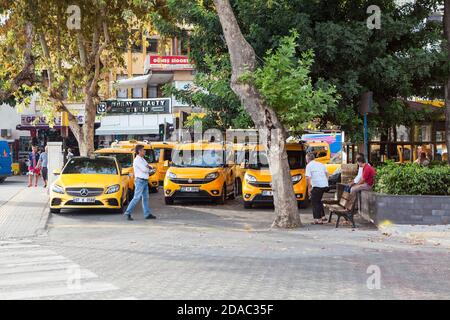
[262,190,273,196]
[181,186,200,192]
[73,197,96,203]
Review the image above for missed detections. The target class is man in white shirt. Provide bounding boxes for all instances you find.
[305,153,329,224]
[124,144,156,221]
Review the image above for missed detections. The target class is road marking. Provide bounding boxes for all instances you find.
[0,241,120,299]
[0,268,97,286]
[0,282,118,300]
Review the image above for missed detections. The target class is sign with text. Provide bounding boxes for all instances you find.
[97,98,172,115]
[149,55,190,65]
[21,114,84,127]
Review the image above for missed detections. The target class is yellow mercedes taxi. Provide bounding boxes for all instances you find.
[149,142,175,185]
[241,142,309,209]
[49,156,130,214]
[108,140,159,192]
[163,142,236,205]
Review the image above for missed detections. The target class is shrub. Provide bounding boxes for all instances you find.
[374,162,450,196]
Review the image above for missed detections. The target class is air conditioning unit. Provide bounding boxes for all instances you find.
[1,129,12,138]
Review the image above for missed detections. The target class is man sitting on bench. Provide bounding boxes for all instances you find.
[350,154,376,196]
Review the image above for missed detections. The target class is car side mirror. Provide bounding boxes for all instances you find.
[163,160,169,168]
[53,169,61,176]
[121,169,128,176]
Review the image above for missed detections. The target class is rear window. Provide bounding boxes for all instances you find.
[63,158,118,175]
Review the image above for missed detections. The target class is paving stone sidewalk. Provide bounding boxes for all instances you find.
[0,177,49,240]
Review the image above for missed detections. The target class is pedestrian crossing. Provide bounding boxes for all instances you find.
[0,240,130,300]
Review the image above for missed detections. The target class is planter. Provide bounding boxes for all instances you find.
[359,191,450,226]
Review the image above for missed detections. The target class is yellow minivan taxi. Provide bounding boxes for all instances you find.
[241,143,309,209]
[306,141,340,175]
[49,156,130,214]
[108,140,159,192]
[149,142,175,185]
[163,142,236,205]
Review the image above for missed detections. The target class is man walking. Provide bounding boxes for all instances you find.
[124,144,156,221]
[305,153,329,225]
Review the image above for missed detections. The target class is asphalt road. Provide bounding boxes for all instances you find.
[1,182,450,300]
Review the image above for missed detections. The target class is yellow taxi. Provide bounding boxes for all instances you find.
[149,142,175,185]
[241,143,309,209]
[233,143,252,196]
[49,156,130,214]
[306,141,341,175]
[163,142,236,205]
[108,140,159,192]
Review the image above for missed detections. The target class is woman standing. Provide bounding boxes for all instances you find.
[27,145,40,187]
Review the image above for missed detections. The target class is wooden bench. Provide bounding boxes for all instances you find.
[323,191,357,228]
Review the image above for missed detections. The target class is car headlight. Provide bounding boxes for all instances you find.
[292,174,302,184]
[149,168,156,176]
[205,172,219,181]
[245,174,257,182]
[105,184,120,194]
[51,184,65,194]
[167,172,177,179]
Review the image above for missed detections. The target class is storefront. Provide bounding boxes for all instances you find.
[95,98,174,147]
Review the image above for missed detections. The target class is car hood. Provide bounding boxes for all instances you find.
[56,174,120,188]
[246,168,304,182]
[168,167,223,179]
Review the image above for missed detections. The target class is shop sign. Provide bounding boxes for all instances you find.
[97,98,171,115]
[149,55,190,65]
[20,114,84,127]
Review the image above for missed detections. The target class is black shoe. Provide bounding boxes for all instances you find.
[125,214,133,221]
[145,215,156,220]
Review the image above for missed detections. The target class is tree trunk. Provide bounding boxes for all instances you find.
[213,0,300,228]
[444,0,450,165]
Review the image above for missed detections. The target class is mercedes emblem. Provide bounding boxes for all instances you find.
[79,188,89,197]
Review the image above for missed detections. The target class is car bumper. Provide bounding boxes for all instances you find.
[164,178,225,199]
[242,182,306,203]
[49,192,123,210]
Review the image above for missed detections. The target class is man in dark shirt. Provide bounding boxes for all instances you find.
[350,154,376,196]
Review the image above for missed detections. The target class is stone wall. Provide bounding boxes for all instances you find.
[359,191,450,225]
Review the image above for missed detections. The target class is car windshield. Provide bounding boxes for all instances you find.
[172,149,225,168]
[63,158,118,175]
[99,153,133,168]
[248,151,306,169]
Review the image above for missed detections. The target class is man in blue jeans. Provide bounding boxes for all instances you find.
[124,144,157,221]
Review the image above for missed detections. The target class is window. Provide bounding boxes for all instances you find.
[131,30,142,53]
[146,38,158,53]
[144,149,156,164]
[163,148,172,162]
[100,153,134,168]
[147,85,158,98]
[63,158,118,175]
[116,74,128,98]
[153,148,161,162]
[132,87,143,98]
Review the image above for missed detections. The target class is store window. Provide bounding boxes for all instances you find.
[116,74,128,98]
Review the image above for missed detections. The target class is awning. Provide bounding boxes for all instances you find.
[113,75,151,89]
[95,127,159,136]
[113,72,174,90]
